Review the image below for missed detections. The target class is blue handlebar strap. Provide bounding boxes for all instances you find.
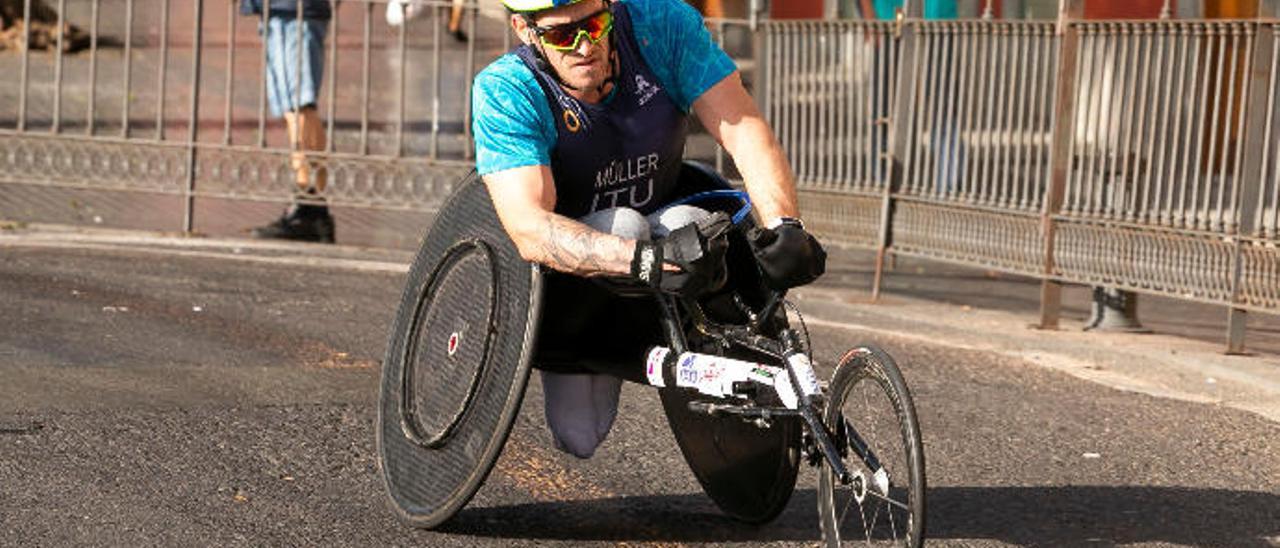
[663,190,753,225]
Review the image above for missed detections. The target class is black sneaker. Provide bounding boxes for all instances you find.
[251,203,335,243]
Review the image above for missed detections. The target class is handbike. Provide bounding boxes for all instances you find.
[627,203,927,547]
[375,171,926,547]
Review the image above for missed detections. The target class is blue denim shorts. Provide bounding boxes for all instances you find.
[262,17,327,117]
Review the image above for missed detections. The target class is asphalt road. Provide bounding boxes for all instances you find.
[2,242,1278,547]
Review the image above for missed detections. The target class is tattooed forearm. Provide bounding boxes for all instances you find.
[535,215,634,277]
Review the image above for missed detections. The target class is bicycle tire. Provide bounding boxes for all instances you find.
[817,345,926,547]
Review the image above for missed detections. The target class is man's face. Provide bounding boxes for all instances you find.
[515,0,612,95]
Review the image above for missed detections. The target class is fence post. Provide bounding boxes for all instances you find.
[1227,0,1279,353]
[872,0,923,300]
[156,0,169,142]
[1038,0,1085,329]
[183,0,204,233]
[903,0,923,18]
[756,11,770,123]
[17,0,30,132]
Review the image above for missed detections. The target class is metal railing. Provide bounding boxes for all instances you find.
[889,20,1058,275]
[1039,7,1280,351]
[1052,20,1256,305]
[1,0,489,219]
[1,0,1278,351]
[762,20,897,249]
[754,3,1279,351]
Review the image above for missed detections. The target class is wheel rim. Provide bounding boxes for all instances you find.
[822,361,921,546]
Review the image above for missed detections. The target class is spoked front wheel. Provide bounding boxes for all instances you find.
[818,345,926,547]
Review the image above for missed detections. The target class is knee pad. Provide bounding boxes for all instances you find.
[578,207,649,241]
[648,204,712,238]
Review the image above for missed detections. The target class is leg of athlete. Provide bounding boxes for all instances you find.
[538,205,714,458]
[540,371,623,458]
[539,207,647,459]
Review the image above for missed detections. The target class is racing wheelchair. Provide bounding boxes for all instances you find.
[375,165,927,546]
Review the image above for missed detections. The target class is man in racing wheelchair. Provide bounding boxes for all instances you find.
[474,0,826,459]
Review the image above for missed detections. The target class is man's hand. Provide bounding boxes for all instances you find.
[749,219,826,290]
[630,212,732,297]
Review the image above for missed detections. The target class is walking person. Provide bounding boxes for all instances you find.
[242,0,336,243]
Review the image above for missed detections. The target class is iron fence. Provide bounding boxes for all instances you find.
[762,20,897,249]
[1052,21,1256,307]
[1,0,1278,350]
[888,20,1058,276]
[1038,12,1279,351]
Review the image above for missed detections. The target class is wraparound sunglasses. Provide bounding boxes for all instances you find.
[530,8,613,51]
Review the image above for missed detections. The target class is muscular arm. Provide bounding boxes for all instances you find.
[692,71,800,223]
[483,165,636,277]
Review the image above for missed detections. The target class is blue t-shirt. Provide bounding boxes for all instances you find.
[872,0,957,20]
[472,0,737,176]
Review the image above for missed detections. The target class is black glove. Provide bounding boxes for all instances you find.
[749,218,827,290]
[630,212,731,297]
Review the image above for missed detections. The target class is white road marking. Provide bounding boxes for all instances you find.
[0,236,410,274]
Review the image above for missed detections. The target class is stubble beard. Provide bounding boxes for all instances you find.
[555,46,609,94]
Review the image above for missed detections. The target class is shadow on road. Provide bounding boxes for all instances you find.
[928,485,1280,547]
[438,486,1280,546]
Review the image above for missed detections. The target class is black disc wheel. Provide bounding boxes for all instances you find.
[818,345,925,547]
[375,174,541,529]
[658,340,802,525]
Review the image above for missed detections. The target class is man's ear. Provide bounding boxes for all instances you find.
[510,14,534,46]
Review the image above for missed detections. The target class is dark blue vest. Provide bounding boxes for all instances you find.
[516,3,689,218]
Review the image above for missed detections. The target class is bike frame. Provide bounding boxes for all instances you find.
[633,187,888,492]
[647,286,887,489]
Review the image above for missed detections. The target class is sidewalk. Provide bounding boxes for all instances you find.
[3,221,1278,426]
[801,246,1280,424]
